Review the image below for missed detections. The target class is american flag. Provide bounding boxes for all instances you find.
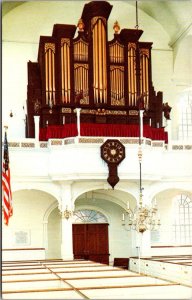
[2,130,13,225]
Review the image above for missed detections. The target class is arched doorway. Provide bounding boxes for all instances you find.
[72,209,110,264]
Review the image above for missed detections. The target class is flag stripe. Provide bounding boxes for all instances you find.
[2,131,13,225]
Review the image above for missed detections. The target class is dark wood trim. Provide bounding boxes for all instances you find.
[2,287,73,294]
[2,274,140,283]
[2,271,50,276]
[2,248,45,251]
[151,245,192,248]
[79,283,179,290]
[2,267,47,271]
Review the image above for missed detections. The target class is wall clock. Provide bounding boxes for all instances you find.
[101,139,125,188]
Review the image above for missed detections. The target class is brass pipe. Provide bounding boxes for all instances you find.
[92,29,95,100]
[128,48,131,106]
[45,50,49,104]
[130,48,133,106]
[78,41,80,61]
[120,69,122,100]
[81,66,83,92]
[131,48,134,106]
[140,57,143,96]
[117,44,120,63]
[117,69,118,101]
[52,52,55,104]
[95,25,98,102]
[67,43,70,102]
[94,23,98,103]
[143,55,146,97]
[134,48,137,106]
[102,24,107,103]
[110,69,113,102]
[64,44,68,103]
[99,20,102,103]
[48,49,52,104]
[61,45,64,102]
[146,56,149,109]
[113,69,115,100]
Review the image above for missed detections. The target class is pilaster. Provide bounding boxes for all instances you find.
[59,182,74,260]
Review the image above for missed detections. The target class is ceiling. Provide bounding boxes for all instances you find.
[2,0,192,46]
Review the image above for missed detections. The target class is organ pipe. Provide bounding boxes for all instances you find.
[61,38,71,103]
[44,43,56,106]
[110,66,124,105]
[128,43,137,107]
[74,39,88,61]
[140,49,149,109]
[109,41,124,63]
[74,64,89,104]
[91,17,107,104]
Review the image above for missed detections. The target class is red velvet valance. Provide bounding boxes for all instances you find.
[39,123,168,143]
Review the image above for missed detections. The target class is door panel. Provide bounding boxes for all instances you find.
[73,224,109,264]
[72,224,86,258]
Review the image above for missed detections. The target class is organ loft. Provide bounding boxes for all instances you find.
[27,1,167,141]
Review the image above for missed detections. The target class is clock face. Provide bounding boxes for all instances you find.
[101,139,125,164]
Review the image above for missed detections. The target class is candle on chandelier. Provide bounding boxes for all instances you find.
[63,116,65,124]
[153,198,157,208]
[122,213,125,221]
[127,200,130,210]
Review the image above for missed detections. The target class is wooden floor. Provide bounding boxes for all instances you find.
[2,259,192,299]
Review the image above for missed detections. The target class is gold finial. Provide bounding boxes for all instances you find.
[113,21,120,34]
[77,18,85,32]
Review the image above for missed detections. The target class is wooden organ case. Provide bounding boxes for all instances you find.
[27,1,163,138]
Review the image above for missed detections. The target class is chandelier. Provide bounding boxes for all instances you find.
[122,108,161,234]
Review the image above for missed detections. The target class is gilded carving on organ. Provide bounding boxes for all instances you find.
[44,43,55,52]
[140,48,149,58]
[61,38,70,46]
[128,43,136,50]
[77,18,85,32]
[113,21,120,34]
[91,16,106,30]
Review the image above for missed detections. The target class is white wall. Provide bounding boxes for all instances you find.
[47,207,61,259]
[2,190,56,249]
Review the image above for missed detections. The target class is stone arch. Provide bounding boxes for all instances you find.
[72,184,137,210]
[12,184,60,203]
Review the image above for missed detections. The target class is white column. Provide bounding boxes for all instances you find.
[140,230,151,257]
[165,119,172,150]
[34,116,40,141]
[59,183,74,260]
[43,221,48,259]
[61,216,73,260]
[139,110,145,138]
[76,108,81,137]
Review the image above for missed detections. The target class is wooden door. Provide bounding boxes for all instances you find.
[73,224,109,264]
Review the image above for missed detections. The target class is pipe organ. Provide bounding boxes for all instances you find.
[27,0,163,138]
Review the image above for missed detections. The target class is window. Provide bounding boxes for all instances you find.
[73,209,108,223]
[178,90,192,140]
[173,194,192,244]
